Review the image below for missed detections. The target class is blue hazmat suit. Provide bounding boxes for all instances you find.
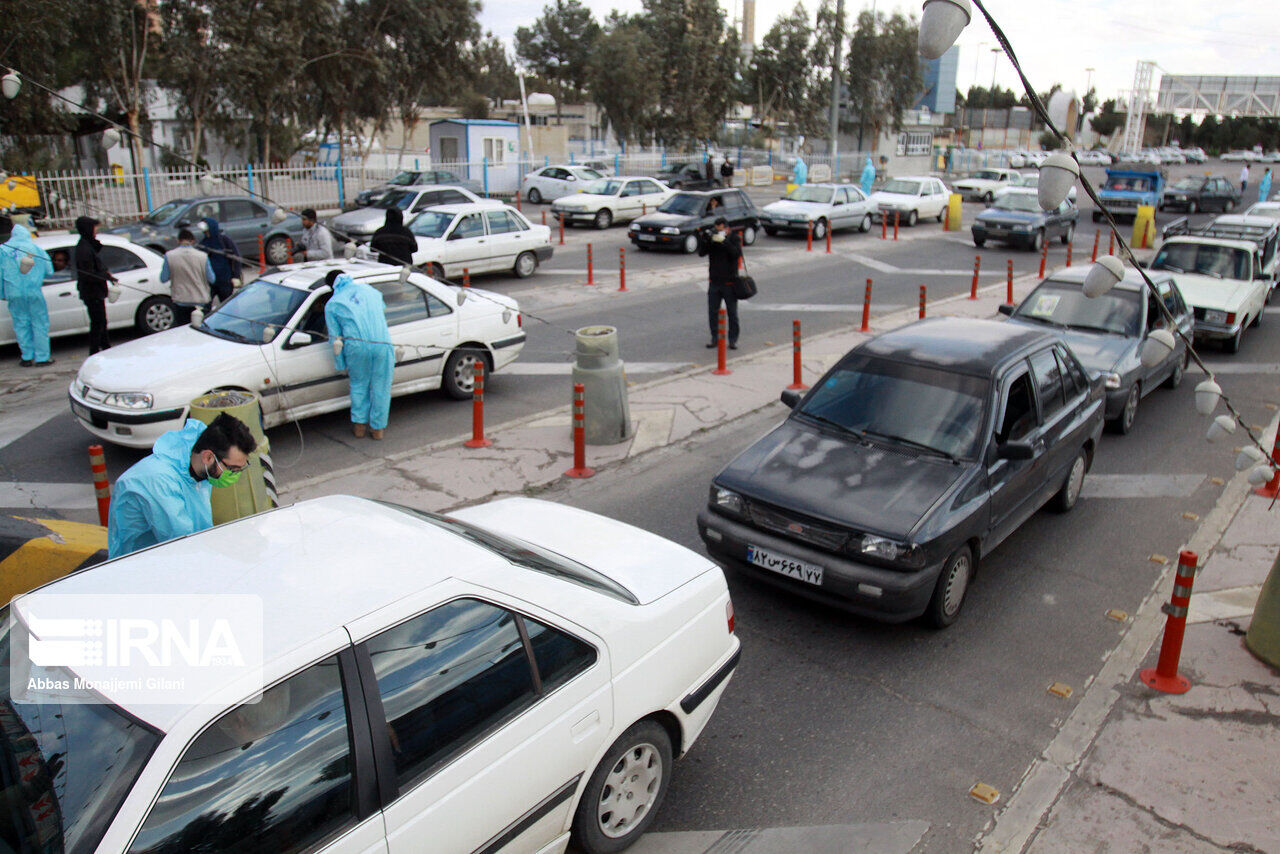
[1259,171,1273,204]
[0,225,53,363]
[324,274,395,430]
[793,156,808,186]
[860,157,876,196]
[107,419,214,559]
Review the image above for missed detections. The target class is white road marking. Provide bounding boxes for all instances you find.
[0,482,97,511]
[743,302,895,312]
[501,361,688,375]
[1080,473,1207,499]
[1196,362,1280,375]
[0,408,61,453]
[841,252,898,273]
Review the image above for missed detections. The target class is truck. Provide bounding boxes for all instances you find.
[1094,165,1165,222]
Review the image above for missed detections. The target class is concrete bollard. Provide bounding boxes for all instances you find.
[571,326,634,444]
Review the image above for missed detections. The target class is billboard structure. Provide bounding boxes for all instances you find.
[1157,76,1280,118]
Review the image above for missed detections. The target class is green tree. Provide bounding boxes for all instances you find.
[515,0,601,121]
[845,10,922,149]
[469,34,521,103]
[588,15,661,144]
[748,4,819,136]
[1089,98,1124,138]
[156,0,229,166]
[73,0,158,174]
[1038,130,1062,151]
[640,0,741,146]
[0,0,80,170]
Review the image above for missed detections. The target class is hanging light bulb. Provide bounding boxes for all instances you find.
[190,306,205,327]
[1139,329,1176,368]
[456,290,467,305]
[102,127,120,149]
[918,0,971,60]
[1,70,21,100]
[1248,465,1276,487]
[1038,152,1080,211]
[198,173,215,196]
[0,170,8,183]
[1206,414,1236,443]
[1194,379,1222,415]
[1236,446,1266,471]
[1083,255,1124,297]
[398,265,411,283]
[342,241,357,259]
[271,207,289,223]
[18,255,35,274]
[6,180,15,191]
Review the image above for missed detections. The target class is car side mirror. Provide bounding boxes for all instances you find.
[997,303,1014,316]
[1137,259,1149,268]
[285,331,314,349]
[834,200,844,206]
[997,440,1034,461]
[780,388,802,409]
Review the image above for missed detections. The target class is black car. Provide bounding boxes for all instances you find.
[697,317,1104,627]
[353,169,481,206]
[972,192,1078,251]
[1159,175,1239,214]
[654,162,721,190]
[628,189,761,253]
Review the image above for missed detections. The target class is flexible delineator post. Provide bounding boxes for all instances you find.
[564,383,595,478]
[712,308,732,376]
[788,320,808,390]
[88,444,110,527]
[970,256,980,300]
[1140,550,1199,694]
[463,362,491,448]
[861,278,872,332]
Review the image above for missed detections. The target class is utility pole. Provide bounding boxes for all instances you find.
[829,0,845,169]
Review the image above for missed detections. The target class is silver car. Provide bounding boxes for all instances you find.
[327,185,488,242]
[760,183,876,239]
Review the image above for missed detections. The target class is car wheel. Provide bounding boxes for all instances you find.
[1051,447,1089,512]
[812,218,828,240]
[984,191,994,204]
[764,226,778,236]
[571,721,672,854]
[264,235,290,266]
[859,213,872,233]
[1187,200,1198,215]
[906,209,919,227]
[1030,229,1044,252]
[682,233,699,254]
[513,251,538,278]
[594,209,613,230]
[425,262,445,280]
[136,295,176,335]
[442,348,489,400]
[1165,349,1188,390]
[741,225,757,245]
[1110,383,1140,434]
[925,545,973,629]
[1224,325,1244,353]
[973,236,985,248]
[526,187,542,204]
[1061,223,1075,245]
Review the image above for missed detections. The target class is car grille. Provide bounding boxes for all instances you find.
[79,384,108,403]
[1102,198,1138,209]
[745,499,851,551]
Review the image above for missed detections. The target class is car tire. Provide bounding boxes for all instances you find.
[984,191,994,204]
[513,251,538,278]
[859,213,872,233]
[1030,229,1044,253]
[425,262,445,280]
[812,218,828,240]
[682,233,699,254]
[925,544,974,629]
[136,295,176,335]
[1051,447,1089,512]
[1187,200,1198,214]
[906,209,919,227]
[264,235,290,266]
[1224,325,1244,353]
[741,225,757,245]
[1110,383,1140,435]
[1165,349,1188,389]
[764,226,778,236]
[1061,223,1075,245]
[526,187,542,204]
[973,236,985,248]
[594,209,613,230]
[571,720,673,854]
[442,347,489,400]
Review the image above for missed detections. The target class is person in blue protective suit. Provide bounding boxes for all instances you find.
[324,271,395,439]
[793,156,808,186]
[860,156,876,196]
[107,413,257,559]
[0,221,55,367]
[1259,168,1272,204]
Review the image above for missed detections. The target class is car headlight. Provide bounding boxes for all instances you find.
[103,392,153,410]
[660,226,681,235]
[709,485,746,518]
[629,223,641,231]
[853,535,926,569]
[1204,310,1228,324]
[1102,371,1122,389]
[789,214,810,223]
[1012,224,1032,232]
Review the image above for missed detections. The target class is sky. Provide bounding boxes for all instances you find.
[480,0,1280,104]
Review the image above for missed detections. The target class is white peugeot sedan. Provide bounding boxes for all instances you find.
[994,172,1077,202]
[327,184,489,242]
[4,494,740,854]
[951,167,1020,203]
[68,260,525,448]
[1148,233,1269,353]
[0,233,176,347]
[869,176,951,226]
[521,164,605,204]
[549,176,673,229]
[760,183,876,239]
[407,203,552,279]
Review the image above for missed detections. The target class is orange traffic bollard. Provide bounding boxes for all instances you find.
[806,222,813,252]
[881,214,887,240]
[1091,230,1100,262]
[712,308,732,376]
[861,278,872,332]
[1107,230,1115,256]
[893,211,900,241]
[515,190,522,212]
[1039,240,1048,278]
[462,268,471,288]
[970,255,981,300]
[918,285,927,319]
[285,236,293,261]
[1140,550,1199,694]
[564,383,595,478]
[586,243,594,285]
[463,362,491,448]
[88,444,110,527]
[787,320,808,390]
[618,247,627,292]
[825,225,832,254]
[1255,425,1280,499]
[258,234,266,274]
[541,210,547,226]
[1066,239,1074,267]
[1006,258,1014,306]
[558,213,565,245]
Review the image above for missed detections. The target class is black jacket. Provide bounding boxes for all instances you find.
[698,230,742,285]
[73,216,112,300]
[369,209,417,267]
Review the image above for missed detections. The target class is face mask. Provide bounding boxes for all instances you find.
[204,459,243,488]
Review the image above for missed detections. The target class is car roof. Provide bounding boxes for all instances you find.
[1163,234,1260,252]
[857,318,1052,376]
[34,232,156,252]
[672,188,744,197]
[425,202,515,215]
[1212,213,1278,229]
[1044,265,1174,293]
[259,259,410,291]
[883,175,935,182]
[385,184,473,195]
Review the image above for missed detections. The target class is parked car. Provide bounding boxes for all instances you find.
[952,168,1021,203]
[1243,201,1280,222]
[971,189,1078,251]
[697,317,1104,627]
[5,494,739,854]
[653,161,722,191]
[759,183,876,238]
[629,188,761,253]
[328,185,487,241]
[1221,150,1257,162]
[999,267,1193,433]
[1159,175,1238,213]
[68,260,525,448]
[1157,148,1187,165]
[1076,150,1114,167]
[0,234,177,345]
[994,171,1077,202]
[1264,150,1280,163]
[353,168,482,206]
[106,195,305,266]
[1183,147,1208,164]
[581,159,616,176]
[520,164,604,203]
[869,176,951,226]
[549,176,674,229]
[407,203,553,279]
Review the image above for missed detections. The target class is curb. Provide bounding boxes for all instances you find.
[1,515,108,605]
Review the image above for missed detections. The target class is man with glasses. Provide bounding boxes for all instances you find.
[107,413,258,558]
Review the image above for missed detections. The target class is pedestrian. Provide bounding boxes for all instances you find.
[73,216,117,354]
[324,271,395,440]
[793,155,808,186]
[720,157,735,185]
[1240,163,1249,194]
[860,156,876,196]
[0,220,55,367]
[699,216,743,350]
[162,229,215,324]
[198,217,241,306]
[1259,167,1272,204]
[369,208,417,267]
[107,413,257,559]
[295,208,335,261]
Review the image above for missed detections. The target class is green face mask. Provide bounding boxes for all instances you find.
[205,460,243,488]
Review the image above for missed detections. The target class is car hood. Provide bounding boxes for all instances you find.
[976,209,1040,225]
[77,326,253,399]
[1170,272,1258,311]
[870,191,918,206]
[329,208,388,233]
[634,212,697,228]
[716,419,964,539]
[761,200,824,217]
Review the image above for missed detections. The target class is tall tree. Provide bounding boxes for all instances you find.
[74,0,158,175]
[469,34,521,104]
[640,0,741,146]
[156,0,226,166]
[0,0,79,170]
[748,4,819,137]
[588,14,661,145]
[515,0,601,121]
[845,10,922,150]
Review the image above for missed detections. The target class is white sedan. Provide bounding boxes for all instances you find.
[68,259,525,448]
[951,168,1020,203]
[0,233,177,347]
[994,172,1077,202]
[760,183,876,238]
[6,494,740,854]
[405,203,553,280]
[549,176,673,229]
[870,176,951,226]
[521,164,604,204]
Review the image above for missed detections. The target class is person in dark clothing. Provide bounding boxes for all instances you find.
[720,159,734,181]
[698,217,742,349]
[73,216,117,354]
[369,209,417,267]
[199,217,242,305]
[704,156,716,186]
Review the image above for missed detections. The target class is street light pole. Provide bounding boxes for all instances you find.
[829,0,845,172]
[1085,67,1095,95]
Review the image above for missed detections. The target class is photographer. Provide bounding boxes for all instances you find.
[698,217,742,349]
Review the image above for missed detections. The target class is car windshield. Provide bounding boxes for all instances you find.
[1105,177,1151,192]
[583,179,624,196]
[0,608,161,854]
[374,190,414,210]
[198,280,308,344]
[1171,177,1202,190]
[1014,282,1142,336]
[658,194,704,216]
[785,186,833,203]
[972,170,1002,181]
[1152,243,1250,280]
[798,355,990,460]
[141,200,186,225]
[992,194,1040,212]
[880,179,922,195]
[409,211,455,238]
[386,171,420,187]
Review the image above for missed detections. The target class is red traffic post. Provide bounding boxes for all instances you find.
[642,202,647,216]
[806,221,813,252]
[1140,550,1200,694]
[285,236,294,261]
[825,224,832,254]
[712,308,732,375]
[1039,240,1048,278]
[463,362,491,448]
[787,320,808,390]
[861,277,873,333]
[970,255,981,300]
[1254,425,1280,499]
[1006,258,1015,306]
[880,214,887,240]
[462,268,471,288]
[564,383,595,479]
[893,210,900,241]
[257,234,266,274]
[1091,230,1100,262]
[918,285,927,319]
[586,242,594,285]
[515,189,522,212]
[541,210,547,226]
[1107,229,1115,256]
[618,247,627,292]
[1066,239,1074,268]
[88,444,110,527]
[558,212,565,246]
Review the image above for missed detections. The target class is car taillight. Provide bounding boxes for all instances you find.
[517,313,523,328]
[1226,312,1236,324]
[726,598,735,634]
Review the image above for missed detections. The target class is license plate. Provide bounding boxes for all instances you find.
[638,234,656,242]
[70,401,92,422]
[746,545,824,586]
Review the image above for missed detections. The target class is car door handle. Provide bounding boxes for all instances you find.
[571,710,601,743]
[137,278,149,284]
[58,291,72,297]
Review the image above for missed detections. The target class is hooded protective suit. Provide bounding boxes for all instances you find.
[793,157,808,186]
[324,274,395,430]
[370,209,417,267]
[1259,170,1273,204]
[199,217,241,302]
[0,225,53,362]
[107,419,214,559]
[860,157,876,196]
